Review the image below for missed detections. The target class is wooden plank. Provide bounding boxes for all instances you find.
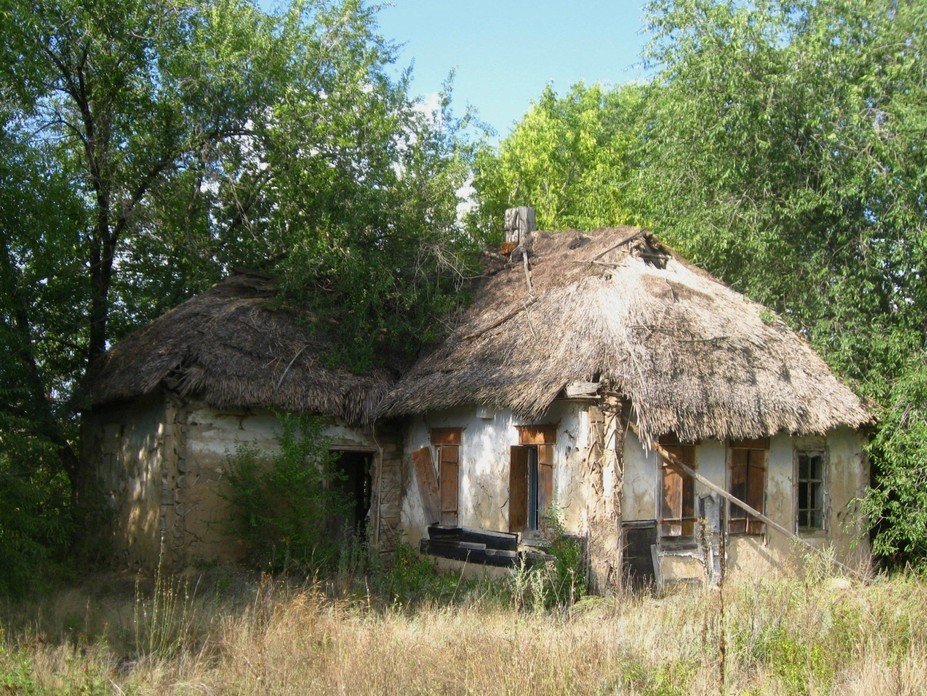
[430,427,462,445]
[730,437,770,450]
[411,447,440,525]
[517,424,557,445]
[509,446,528,532]
[565,381,600,398]
[440,445,459,525]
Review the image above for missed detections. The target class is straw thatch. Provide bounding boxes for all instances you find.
[88,272,390,424]
[382,228,871,442]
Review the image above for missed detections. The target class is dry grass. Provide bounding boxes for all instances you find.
[2,565,927,695]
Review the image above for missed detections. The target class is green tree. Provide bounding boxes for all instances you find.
[637,0,927,563]
[0,0,479,580]
[468,82,647,240]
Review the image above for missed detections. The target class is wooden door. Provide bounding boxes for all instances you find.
[439,444,459,525]
[509,446,528,532]
[411,447,440,524]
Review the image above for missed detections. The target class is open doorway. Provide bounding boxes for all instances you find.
[508,441,554,534]
[330,450,373,538]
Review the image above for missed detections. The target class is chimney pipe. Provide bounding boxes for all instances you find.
[503,206,536,246]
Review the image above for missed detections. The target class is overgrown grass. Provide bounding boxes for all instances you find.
[2,557,927,694]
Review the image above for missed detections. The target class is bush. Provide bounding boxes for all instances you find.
[509,509,588,611]
[224,414,349,575]
[863,358,927,567]
[0,432,72,596]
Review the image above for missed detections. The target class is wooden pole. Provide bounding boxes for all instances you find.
[627,420,866,580]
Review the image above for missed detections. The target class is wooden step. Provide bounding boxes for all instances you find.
[427,525,519,551]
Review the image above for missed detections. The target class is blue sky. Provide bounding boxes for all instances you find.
[376,1,651,139]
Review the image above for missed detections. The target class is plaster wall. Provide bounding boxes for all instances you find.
[175,403,392,564]
[86,396,402,569]
[621,427,870,580]
[82,392,172,568]
[400,400,593,547]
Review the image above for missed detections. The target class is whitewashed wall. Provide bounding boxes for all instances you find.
[400,400,592,546]
[399,402,869,580]
[621,427,870,577]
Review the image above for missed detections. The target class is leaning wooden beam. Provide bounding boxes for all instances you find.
[627,420,866,580]
[462,296,538,341]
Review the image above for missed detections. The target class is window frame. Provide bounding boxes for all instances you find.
[510,425,556,534]
[794,448,828,535]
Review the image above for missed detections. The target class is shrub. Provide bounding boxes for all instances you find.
[509,509,588,611]
[224,414,349,575]
[0,431,72,596]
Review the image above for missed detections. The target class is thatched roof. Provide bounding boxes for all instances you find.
[88,272,390,424]
[382,228,871,442]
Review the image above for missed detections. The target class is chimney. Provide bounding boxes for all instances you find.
[503,206,536,246]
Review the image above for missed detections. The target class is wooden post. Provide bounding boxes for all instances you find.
[585,398,626,593]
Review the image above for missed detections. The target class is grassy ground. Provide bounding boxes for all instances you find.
[1,556,926,695]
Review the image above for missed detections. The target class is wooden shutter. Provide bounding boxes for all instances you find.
[660,443,695,536]
[429,428,462,526]
[728,448,749,534]
[746,449,766,535]
[439,444,459,525]
[728,445,767,535]
[508,446,528,532]
[661,462,684,536]
[411,447,440,524]
[537,444,554,528]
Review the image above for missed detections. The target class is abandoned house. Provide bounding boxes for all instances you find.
[82,271,404,568]
[84,210,872,589]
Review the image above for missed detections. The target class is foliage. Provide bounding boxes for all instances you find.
[543,511,588,603]
[467,82,647,239]
[509,510,588,611]
[863,359,927,565]
[0,433,72,597]
[370,541,465,606]
[224,414,349,574]
[0,0,481,578]
[471,0,927,564]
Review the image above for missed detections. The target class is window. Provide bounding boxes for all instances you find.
[659,435,696,537]
[431,428,462,525]
[797,451,826,532]
[728,439,768,535]
[509,425,555,533]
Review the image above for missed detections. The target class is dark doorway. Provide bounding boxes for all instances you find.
[331,450,373,538]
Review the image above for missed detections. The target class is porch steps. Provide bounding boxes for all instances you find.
[420,525,548,568]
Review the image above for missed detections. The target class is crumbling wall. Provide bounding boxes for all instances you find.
[399,401,592,547]
[584,400,625,593]
[82,392,172,568]
[620,427,871,585]
[172,402,392,565]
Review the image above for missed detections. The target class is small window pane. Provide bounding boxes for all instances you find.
[797,450,825,531]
